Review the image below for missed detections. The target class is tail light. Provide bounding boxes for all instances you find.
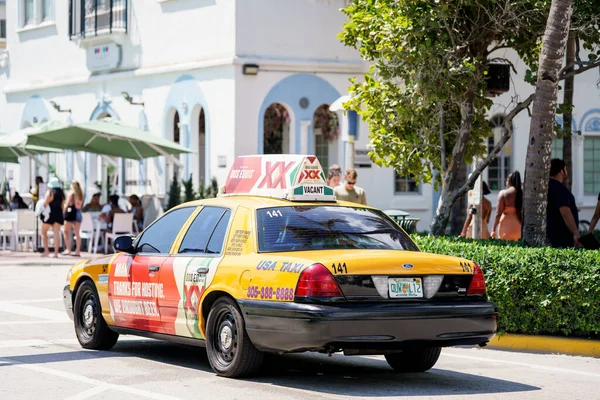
[295,263,344,298]
[467,263,486,295]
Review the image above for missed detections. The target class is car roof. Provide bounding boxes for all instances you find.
[173,196,378,211]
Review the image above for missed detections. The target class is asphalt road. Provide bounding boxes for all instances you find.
[1,262,599,400]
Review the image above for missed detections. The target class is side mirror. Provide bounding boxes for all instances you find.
[114,235,135,254]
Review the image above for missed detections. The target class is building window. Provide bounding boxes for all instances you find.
[0,19,6,40]
[583,136,600,195]
[24,0,35,25]
[488,114,513,191]
[552,137,563,158]
[42,0,53,22]
[20,0,53,27]
[315,133,329,171]
[69,0,128,39]
[394,172,419,194]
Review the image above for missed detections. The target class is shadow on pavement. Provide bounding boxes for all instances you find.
[0,340,540,397]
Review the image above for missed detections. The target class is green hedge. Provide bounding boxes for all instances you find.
[412,235,600,338]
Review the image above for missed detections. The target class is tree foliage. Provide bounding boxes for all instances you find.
[183,174,196,203]
[339,0,600,235]
[167,170,182,210]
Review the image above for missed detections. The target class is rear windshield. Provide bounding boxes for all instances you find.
[257,206,419,253]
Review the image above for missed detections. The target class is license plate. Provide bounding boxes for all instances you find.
[388,277,423,298]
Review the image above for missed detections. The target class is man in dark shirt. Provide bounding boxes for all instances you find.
[546,159,579,248]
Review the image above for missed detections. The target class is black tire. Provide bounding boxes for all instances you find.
[385,347,441,373]
[205,297,264,378]
[73,280,119,350]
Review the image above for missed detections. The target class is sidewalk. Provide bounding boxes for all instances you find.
[0,251,98,266]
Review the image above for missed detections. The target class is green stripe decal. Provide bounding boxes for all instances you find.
[324,187,334,196]
[294,186,304,195]
[289,164,301,186]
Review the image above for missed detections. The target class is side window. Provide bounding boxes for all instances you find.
[178,207,228,254]
[135,207,195,254]
[206,210,232,254]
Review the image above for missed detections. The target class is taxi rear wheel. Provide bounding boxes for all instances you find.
[206,297,264,378]
[73,280,119,350]
[385,347,441,373]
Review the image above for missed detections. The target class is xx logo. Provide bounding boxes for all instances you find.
[300,170,320,181]
[184,285,205,311]
[258,161,294,189]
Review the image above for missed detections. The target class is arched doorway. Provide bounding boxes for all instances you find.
[173,111,181,144]
[163,76,211,198]
[312,104,339,171]
[263,103,291,154]
[189,106,206,188]
[163,108,183,197]
[172,110,181,179]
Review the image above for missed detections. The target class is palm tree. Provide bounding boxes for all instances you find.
[523,0,574,246]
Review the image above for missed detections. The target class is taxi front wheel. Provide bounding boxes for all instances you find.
[385,347,441,373]
[206,297,264,378]
[73,280,119,350]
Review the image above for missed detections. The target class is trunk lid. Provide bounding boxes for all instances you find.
[277,249,477,301]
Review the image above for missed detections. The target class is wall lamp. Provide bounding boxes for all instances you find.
[122,91,145,106]
[242,63,259,76]
[50,100,71,113]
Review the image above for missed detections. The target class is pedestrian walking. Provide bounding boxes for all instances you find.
[41,177,65,258]
[63,180,84,256]
[461,181,492,239]
[491,171,522,241]
[546,158,580,248]
[334,168,367,205]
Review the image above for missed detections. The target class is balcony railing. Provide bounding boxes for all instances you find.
[69,0,128,39]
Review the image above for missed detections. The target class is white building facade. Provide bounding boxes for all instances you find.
[0,0,598,230]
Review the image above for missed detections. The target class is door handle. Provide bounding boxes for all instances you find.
[148,265,160,272]
[197,267,209,274]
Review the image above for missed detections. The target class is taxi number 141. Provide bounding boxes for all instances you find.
[331,263,348,274]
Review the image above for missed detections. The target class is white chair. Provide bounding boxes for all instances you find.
[79,212,95,253]
[15,210,36,252]
[0,214,16,250]
[105,213,133,254]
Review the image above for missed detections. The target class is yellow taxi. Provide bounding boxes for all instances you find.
[63,155,497,378]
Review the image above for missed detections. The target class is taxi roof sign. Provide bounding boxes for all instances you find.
[223,155,336,202]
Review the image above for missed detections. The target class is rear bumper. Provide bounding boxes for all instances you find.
[63,285,73,321]
[238,300,497,353]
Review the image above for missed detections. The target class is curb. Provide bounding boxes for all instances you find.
[488,334,600,358]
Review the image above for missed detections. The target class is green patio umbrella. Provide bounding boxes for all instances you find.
[20,118,192,160]
[0,132,62,164]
